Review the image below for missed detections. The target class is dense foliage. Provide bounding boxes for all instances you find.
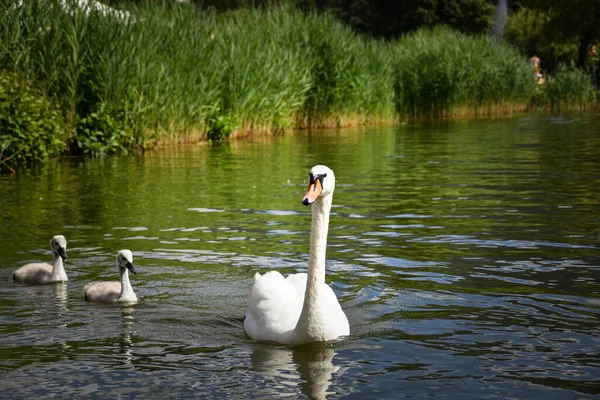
[295,0,497,39]
[393,27,536,118]
[113,0,598,71]
[504,0,600,72]
[0,71,65,168]
[0,0,597,168]
[533,65,598,110]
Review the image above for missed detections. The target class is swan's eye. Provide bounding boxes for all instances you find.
[314,174,326,190]
[308,173,327,185]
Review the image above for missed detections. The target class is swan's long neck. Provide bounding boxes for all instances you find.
[119,268,137,302]
[306,194,332,292]
[51,252,68,281]
[295,194,332,342]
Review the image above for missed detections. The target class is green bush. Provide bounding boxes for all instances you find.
[71,104,135,156]
[539,65,597,110]
[206,105,235,142]
[0,71,65,167]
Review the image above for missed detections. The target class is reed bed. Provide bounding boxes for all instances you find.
[392,27,538,118]
[0,1,597,164]
[534,65,598,111]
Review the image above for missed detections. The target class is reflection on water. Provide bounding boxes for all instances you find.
[251,344,339,399]
[0,115,599,398]
[119,307,136,368]
[294,346,339,399]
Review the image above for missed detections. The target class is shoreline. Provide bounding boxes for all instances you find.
[140,103,600,149]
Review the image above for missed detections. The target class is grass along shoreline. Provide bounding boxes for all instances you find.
[1,1,597,167]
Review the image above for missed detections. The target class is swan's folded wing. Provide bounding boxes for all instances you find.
[13,263,53,283]
[285,272,308,295]
[84,281,121,302]
[319,283,350,337]
[244,271,307,344]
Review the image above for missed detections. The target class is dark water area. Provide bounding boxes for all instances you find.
[1,115,599,398]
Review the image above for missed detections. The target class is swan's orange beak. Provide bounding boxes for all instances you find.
[302,178,322,206]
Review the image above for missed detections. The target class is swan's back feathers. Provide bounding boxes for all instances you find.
[250,271,306,301]
[13,263,53,284]
[245,271,307,344]
[84,281,122,303]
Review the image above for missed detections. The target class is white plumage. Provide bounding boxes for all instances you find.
[84,250,138,303]
[13,235,69,284]
[244,165,350,345]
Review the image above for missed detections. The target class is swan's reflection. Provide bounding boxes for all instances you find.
[27,282,68,311]
[119,306,136,367]
[251,343,340,399]
[52,282,68,310]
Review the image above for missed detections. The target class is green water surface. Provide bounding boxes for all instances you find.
[1,115,599,398]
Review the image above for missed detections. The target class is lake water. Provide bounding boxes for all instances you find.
[1,115,599,398]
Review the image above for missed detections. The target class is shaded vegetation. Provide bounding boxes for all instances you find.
[509,0,600,68]
[0,71,65,169]
[504,1,600,73]
[532,65,598,111]
[295,0,497,39]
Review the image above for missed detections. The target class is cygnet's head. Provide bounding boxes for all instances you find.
[51,235,68,260]
[302,165,335,206]
[116,249,136,274]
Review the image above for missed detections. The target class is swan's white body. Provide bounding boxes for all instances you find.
[84,250,138,303]
[244,165,349,345]
[13,235,68,284]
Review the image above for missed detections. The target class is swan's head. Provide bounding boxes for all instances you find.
[302,165,335,206]
[117,249,136,274]
[51,235,68,260]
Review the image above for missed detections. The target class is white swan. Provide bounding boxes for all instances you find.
[84,250,138,303]
[244,165,349,345]
[13,235,68,284]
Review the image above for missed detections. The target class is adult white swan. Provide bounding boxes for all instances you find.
[13,235,68,284]
[84,250,138,303]
[244,165,349,345]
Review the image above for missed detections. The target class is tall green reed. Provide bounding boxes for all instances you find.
[1,1,596,163]
[393,27,537,118]
[535,65,597,110]
[2,0,397,146]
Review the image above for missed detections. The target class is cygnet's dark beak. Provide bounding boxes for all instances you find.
[126,261,137,274]
[57,247,68,260]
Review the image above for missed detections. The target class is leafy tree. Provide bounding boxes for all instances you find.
[505,0,600,70]
[110,0,498,38]
[296,0,496,39]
